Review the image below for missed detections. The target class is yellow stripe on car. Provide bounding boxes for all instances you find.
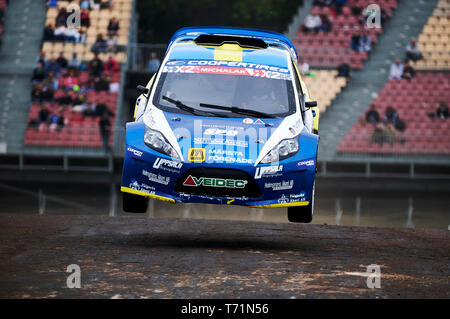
[250,201,310,208]
[121,186,175,203]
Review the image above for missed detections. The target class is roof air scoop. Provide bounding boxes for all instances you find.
[194,34,268,49]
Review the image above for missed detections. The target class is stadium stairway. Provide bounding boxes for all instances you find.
[317,0,438,161]
[0,0,47,153]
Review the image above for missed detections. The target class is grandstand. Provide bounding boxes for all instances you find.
[413,0,449,70]
[24,0,133,150]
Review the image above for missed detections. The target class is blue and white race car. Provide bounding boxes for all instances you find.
[121,27,319,223]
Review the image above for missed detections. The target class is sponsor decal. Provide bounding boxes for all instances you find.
[264,180,294,191]
[128,179,156,192]
[204,128,239,137]
[208,149,253,164]
[153,157,183,172]
[183,175,248,189]
[278,193,306,204]
[254,119,265,125]
[142,169,170,185]
[243,118,254,124]
[297,159,315,169]
[188,148,206,162]
[278,194,289,204]
[254,165,283,179]
[127,147,143,158]
[165,60,290,73]
[193,137,248,147]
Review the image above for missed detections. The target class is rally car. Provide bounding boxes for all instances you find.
[121,27,319,223]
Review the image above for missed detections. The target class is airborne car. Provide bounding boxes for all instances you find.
[121,27,319,223]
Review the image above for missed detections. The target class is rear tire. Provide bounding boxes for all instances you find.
[287,182,315,223]
[123,192,149,213]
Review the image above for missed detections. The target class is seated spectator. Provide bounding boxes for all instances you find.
[91,34,107,54]
[405,39,422,62]
[56,7,68,26]
[365,104,380,125]
[63,70,79,89]
[359,29,371,52]
[319,14,332,33]
[401,61,416,80]
[298,58,310,76]
[436,102,449,120]
[32,62,46,83]
[64,25,80,43]
[302,9,322,33]
[43,24,55,42]
[334,0,347,14]
[147,52,161,72]
[90,0,101,10]
[38,104,50,126]
[82,103,97,116]
[106,35,117,53]
[55,90,73,105]
[389,59,404,80]
[80,0,90,9]
[56,52,68,69]
[43,71,58,91]
[336,59,351,78]
[45,58,62,78]
[384,106,398,126]
[94,75,110,91]
[80,9,90,28]
[104,55,120,73]
[36,51,48,68]
[68,52,81,72]
[350,31,361,52]
[49,109,65,131]
[31,83,44,102]
[89,53,104,80]
[53,24,66,42]
[79,27,87,44]
[107,17,120,37]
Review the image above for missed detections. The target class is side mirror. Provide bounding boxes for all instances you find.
[312,109,316,117]
[305,101,318,109]
[137,85,149,95]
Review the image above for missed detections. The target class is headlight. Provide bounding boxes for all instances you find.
[143,126,179,158]
[260,137,299,164]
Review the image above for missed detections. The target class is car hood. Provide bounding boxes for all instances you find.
[143,107,303,165]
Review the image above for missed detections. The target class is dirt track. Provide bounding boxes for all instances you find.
[0,214,448,298]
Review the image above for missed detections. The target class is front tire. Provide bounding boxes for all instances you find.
[123,192,149,213]
[287,182,315,223]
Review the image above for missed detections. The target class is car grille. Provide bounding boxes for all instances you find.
[175,167,261,198]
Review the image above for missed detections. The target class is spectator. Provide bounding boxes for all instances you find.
[389,59,404,80]
[65,27,80,43]
[80,9,90,28]
[49,109,65,131]
[298,57,310,76]
[91,33,107,54]
[147,52,161,72]
[63,69,79,89]
[43,24,54,42]
[38,104,50,125]
[80,0,90,9]
[94,75,110,91]
[89,53,104,79]
[436,102,449,120]
[106,35,117,53]
[384,106,398,126]
[371,122,385,145]
[36,51,48,68]
[43,71,58,90]
[302,9,322,33]
[31,83,44,102]
[95,103,114,117]
[334,0,347,14]
[56,52,68,69]
[56,7,68,26]
[336,59,351,78]
[401,61,416,80]
[350,31,361,52]
[53,24,66,42]
[99,112,112,153]
[32,62,46,83]
[319,14,332,33]
[405,39,422,62]
[45,58,62,78]
[107,17,120,37]
[104,55,120,73]
[90,0,101,10]
[359,29,371,52]
[365,104,380,125]
[55,90,73,105]
[79,27,87,44]
[68,52,81,72]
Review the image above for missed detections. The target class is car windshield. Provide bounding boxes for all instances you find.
[152,60,297,118]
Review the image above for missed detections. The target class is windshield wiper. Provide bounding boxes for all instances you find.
[162,96,222,117]
[199,103,277,118]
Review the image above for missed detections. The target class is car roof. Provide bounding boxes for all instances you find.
[167,26,298,62]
